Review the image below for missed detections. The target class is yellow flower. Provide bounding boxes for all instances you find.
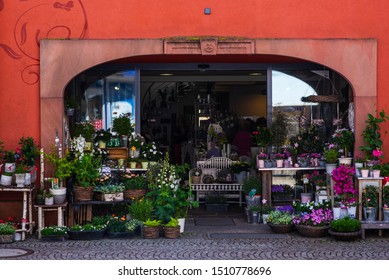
[131,146,137,151]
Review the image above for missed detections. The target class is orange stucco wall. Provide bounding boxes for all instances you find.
[1,0,388,223]
[1,0,389,151]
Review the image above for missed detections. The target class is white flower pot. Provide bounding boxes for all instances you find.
[15,173,26,188]
[301,193,312,203]
[338,157,352,165]
[1,174,13,186]
[333,207,341,220]
[24,173,32,185]
[361,169,369,178]
[4,163,15,173]
[372,170,381,178]
[141,161,149,169]
[178,218,185,233]
[347,206,357,218]
[276,159,283,168]
[325,163,337,175]
[50,187,67,204]
[45,197,54,205]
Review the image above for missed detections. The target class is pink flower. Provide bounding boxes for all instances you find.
[373,149,383,158]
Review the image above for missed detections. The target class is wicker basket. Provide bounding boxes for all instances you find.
[301,95,342,103]
[163,226,180,239]
[123,189,146,200]
[74,186,94,201]
[143,226,160,239]
[0,234,14,244]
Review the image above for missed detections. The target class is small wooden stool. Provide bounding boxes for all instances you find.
[34,202,68,239]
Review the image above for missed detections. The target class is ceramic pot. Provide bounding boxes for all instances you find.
[301,193,312,203]
[15,173,26,188]
[372,170,381,178]
[257,159,265,169]
[325,163,337,175]
[276,159,283,168]
[338,157,353,165]
[361,169,369,178]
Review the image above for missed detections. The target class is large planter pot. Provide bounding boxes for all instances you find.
[295,224,330,237]
[0,234,14,244]
[325,163,337,175]
[267,223,294,234]
[74,186,94,201]
[363,207,377,222]
[123,189,146,200]
[50,187,67,204]
[105,231,135,239]
[163,226,180,239]
[328,229,361,241]
[68,229,106,240]
[41,235,66,242]
[338,157,353,166]
[143,226,160,239]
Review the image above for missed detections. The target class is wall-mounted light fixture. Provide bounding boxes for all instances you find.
[204,8,211,15]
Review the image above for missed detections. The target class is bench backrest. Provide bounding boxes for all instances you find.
[197,157,234,171]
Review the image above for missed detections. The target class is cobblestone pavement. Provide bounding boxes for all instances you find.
[2,217,389,260]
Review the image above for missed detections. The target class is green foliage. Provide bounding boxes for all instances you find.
[248,205,261,212]
[143,218,161,227]
[91,215,111,226]
[94,129,112,143]
[242,176,262,195]
[112,113,134,136]
[0,223,16,235]
[40,226,68,236]
[123,175,148,190]
[73,153,101,187]
[360,110,389,157]
[251,126,272,147]
[330,216,361,232]
[15,164,28,174]
[3,150,16,163]
[363,185,378,207]
[383,185,389,206]
[70,223,107,231]
[164,217,179,227]
[19,136,40,166]
[324,148,339,164]
[94,184,125,194]
[289,126,323,155]
[266,210,293,225]
[106,218,129,233]
[45,146,74,180]
[174,186,199,218]
[174,163,191,181]
[261,203,274,214]
[231,161,251,173]
[270,110,288,150]
[73,122,95,141]
[128,199,154,222]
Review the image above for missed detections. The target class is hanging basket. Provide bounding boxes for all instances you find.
[301,95,342,103]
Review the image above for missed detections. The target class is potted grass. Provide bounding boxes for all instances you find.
[329,216,361,241]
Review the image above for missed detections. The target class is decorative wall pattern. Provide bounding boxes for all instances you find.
[0,0,88,85]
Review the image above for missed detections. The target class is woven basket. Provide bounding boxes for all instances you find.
[0,234,14,244]
[74,186,94,201]
[123,189,146,200]
[301,95,342,103]
[163,226,180,239]
[143,226,160,239]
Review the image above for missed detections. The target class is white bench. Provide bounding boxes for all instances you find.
[189,157,243,206]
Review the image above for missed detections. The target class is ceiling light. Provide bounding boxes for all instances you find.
[160,73,174,76]
[249,72,263,76]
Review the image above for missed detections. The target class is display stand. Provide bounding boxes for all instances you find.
[257,167,325,205]
[34,202,68,239]
[356,177,389,239]
[0,185,35,240]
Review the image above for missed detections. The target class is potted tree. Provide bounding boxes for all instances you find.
[19,136,40,183]
[112,113,134,147]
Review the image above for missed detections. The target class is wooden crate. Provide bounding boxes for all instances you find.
[107,147,128,159]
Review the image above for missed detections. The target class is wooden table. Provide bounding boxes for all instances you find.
[0,185,35,240]
[257,167,325,204]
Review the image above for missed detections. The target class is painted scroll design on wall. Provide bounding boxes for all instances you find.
[0,0,88,85]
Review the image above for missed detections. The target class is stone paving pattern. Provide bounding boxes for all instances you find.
[2,217,389,260]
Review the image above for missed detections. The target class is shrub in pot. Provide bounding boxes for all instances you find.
[0,223,16,244]
[266,210,294,233]
[329,216,361,241]
[243,176,262,207]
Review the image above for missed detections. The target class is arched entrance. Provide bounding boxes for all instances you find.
[40,38,377,150]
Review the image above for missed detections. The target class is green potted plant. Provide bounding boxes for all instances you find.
[142,218,161,239]
[231,161,250,184]
[65,96,77,116]
[0,171,13,186]
[14,164,28,187]
[40,225,68,242]
[332,128,354,158]
[113,113,134,147]
[0,223,16,244]
[36,188,45,205]
[363,185,378,221]
[3,150,16,173]
[128,198,154,223]
[174,185,199,232]
[260,200,274,224]
[94,129,112,149]
[360,110,389,158]
[44,190,54,205]
[323,146,338,175]
[248,205,261,224]
[105,216,137,238]
[162,217,180,239]
[329,216,361,241]
[94,183,125,201]
[189,167,202,184]
[73,122,95,143]
[243,176,262,207]
[266,210,294,233]
[68,222,107,240]
[122,175,148,200]
[73,153,101,201]
[19,136,40,167]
